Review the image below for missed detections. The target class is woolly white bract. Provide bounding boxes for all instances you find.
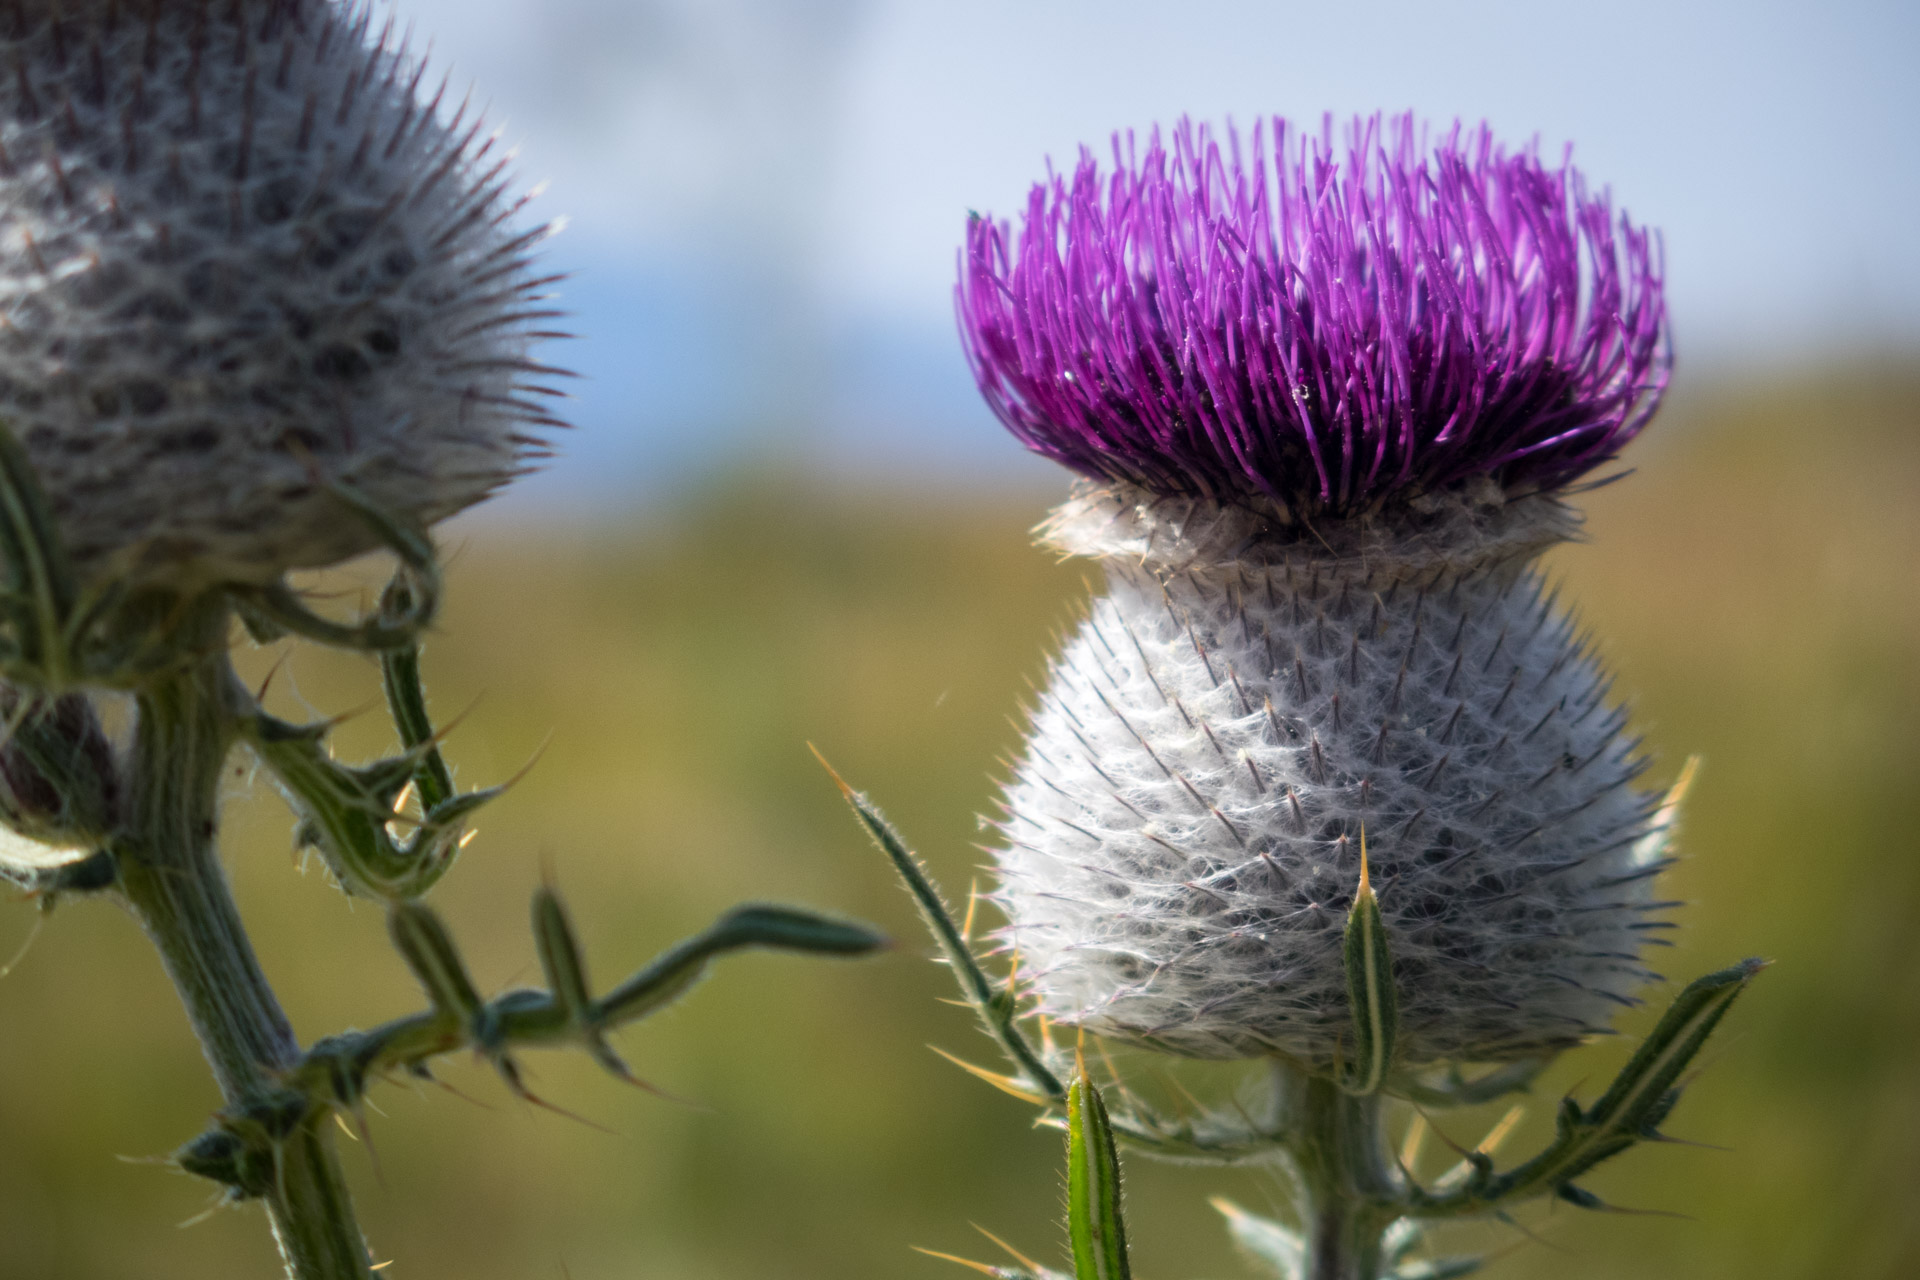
[994,483,1669,1067]
[0,1,560,591]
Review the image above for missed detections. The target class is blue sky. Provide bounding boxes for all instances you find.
[381,0,1920,507]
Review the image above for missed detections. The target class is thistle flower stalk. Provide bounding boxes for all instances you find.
[111,623,372,1274]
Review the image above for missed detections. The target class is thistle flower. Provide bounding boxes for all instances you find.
[0,0,562,596]
[963,116,1674,1069]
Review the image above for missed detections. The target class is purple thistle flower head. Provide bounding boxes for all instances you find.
[958,115,1670,514]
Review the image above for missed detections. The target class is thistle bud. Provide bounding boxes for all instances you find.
[961,116,1673,1069]
[0,681,117,882]
[0,1,562,595]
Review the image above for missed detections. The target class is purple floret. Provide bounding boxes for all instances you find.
[959,115,1669,512]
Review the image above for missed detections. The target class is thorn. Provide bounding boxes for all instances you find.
[927,1046,1046,1105]
[1400,1112,1428,1171]
[1666,755,1701,809]
[1157,1064,1209,1120]
[494,1065,617,1136]
[1559,1186,1693,1219]
[1476,1104,1525,1157]
[253,650,291,702]
[909,1248,1007,1277]
[806,741,855,801]
[340,1106,386,1188]
[972,1223,1047,1272]
[494,731,553,793]
[582,1037,705,1109]
[424,1073,495,1112]
[1638,1131,1732,1152]
[1488,1206,1569,1253]
[1209,1195,1255,1225]
[1091,1035,1124,1097]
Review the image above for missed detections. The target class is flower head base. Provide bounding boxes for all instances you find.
[993,494,1671,1067]
[960,115,1667,516]
[0,1,563,595]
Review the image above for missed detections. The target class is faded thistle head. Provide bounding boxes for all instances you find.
[964,116,1678,1072]
[0,0,563,600]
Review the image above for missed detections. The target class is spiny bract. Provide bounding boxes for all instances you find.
[968,116,1676,1070]
[996,485,1671,1066]
[0,0,564,592]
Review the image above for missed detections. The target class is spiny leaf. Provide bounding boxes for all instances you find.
[1413,957,1765,1216]
[597,904,885,1026]
[814,745,1064,1104]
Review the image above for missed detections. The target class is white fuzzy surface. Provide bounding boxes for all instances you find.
[0,2,557,590]
[995,484,1671,1067]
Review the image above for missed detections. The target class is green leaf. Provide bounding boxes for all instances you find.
[1341,833,1397,1095]
[1066,1072,1131,1280]
[597,903,885,1026]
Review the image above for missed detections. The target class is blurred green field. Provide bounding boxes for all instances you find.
[0,360,1915,1279]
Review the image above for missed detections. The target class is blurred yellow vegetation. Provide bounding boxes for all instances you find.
[0,360,1914,1279]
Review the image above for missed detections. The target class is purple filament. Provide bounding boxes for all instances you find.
[959,115,1669,512]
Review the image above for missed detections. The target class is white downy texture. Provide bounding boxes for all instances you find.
[995,482,1674,1068]
[0,1,560,591]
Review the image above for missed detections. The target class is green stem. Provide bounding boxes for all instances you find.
[1281,1068,1402,1280]
[113,635,372,1280]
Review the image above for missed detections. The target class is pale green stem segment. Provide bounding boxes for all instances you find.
[111,637,373,1280]
[1340,839,1396,1096]
[375,576,455,811]
[1288,1071,1403,1280]
[1066,1072,1132,1280]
